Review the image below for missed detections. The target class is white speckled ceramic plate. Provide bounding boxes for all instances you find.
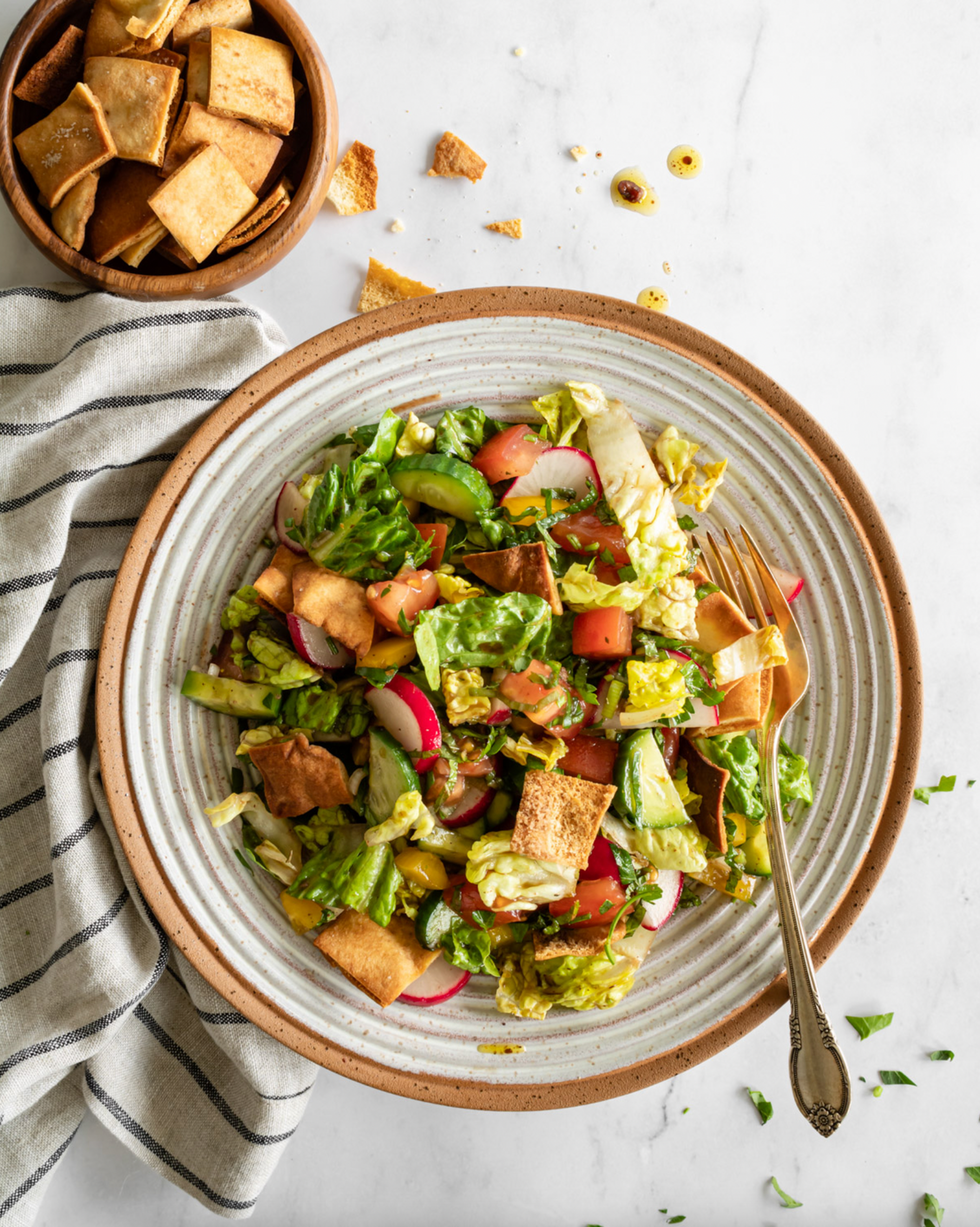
[98,289,920,1109]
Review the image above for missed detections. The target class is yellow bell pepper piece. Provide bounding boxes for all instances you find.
[688,858,755,902]
[279,890,323,934]
[394,848,449,890]
[499,495,570,526]
[359,637,418,670]
[727,813,748,846]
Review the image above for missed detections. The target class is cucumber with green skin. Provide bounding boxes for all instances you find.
[389,453,494,522]
[367,727,419,823]
[613,729,689,829]
[180,670,282,719]
[741,820,772,877]
[416,826,475,864]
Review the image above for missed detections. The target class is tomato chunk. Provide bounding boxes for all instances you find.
[446,880,523,927]
[365,569,439,636]
[497,659,567,725]
[548,692,597,740]
[549,876,629,927]
[472,424,549,485]
[551,511,630,565]
[584,836,622,880]
[572,607,634,660]
[414,523,447,569]
[559,735,620,784]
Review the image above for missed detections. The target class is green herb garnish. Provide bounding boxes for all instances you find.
[846,1012,894,1040]
[746,1087,773,1123]
[677,515,698,531]
[879,1070,916,1085]
[770,1176,802,1208]
[914,775,957,803]
[923,1193,945,1227]
[965,1166,980,1184]
[929,1050,954,1061]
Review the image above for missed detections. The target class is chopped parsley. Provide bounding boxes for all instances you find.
[746,1087,773,1124]
[914,775,957,803]
[965,1166,980,1185]
[770,1176,802,1208]
[923,1193,945,1227]
[677,515,698,531]
[695,582,720,599]
[929,1050,955,1061]
[845,1012,894,1040]
[879,1070,916,1085]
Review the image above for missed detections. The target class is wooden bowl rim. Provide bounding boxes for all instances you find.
[0,0,336,299]
[96,287,923,1110]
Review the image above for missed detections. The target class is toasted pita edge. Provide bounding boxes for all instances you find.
[427,130,487,182]
[326,140,378,216]
[13,24,85,110]
[290,560,376,659]
[216,177,290,252]
[512,772,616,870]
[462,542,562,615]
[533,923,626,961]
[50,170,100,250]
[680,735,730,854]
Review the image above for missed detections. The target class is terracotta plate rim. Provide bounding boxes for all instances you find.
[95,287,922,1111]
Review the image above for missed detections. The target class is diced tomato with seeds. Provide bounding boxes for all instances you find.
[551,511,630,565]
[572,607,634,660]
[549,876,630,927]
[497,659,568,726]
[414,523,447,569]
[365,569,439,636]
[471,424,549,484]
[558,735,620,783]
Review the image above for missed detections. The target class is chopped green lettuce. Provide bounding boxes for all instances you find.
[206,791,304,886]
[697,734,766,822]
[845,1012,893,1040]
[712,625,787,686]
[559,563,647,612]
[530,389,588,449]
[414,592,552,689]
[364,790,436,846]
[465,831,577,910]
[653,425,699,484]
[778,740,813,807]
[495,940,638,1018]
[220,585,261,630]
[746,1087,773,1124]
[434,405,488,461]
[288,826,402,928]
[394,412,435,457]
[623,659,688,720]
[246,629,322,689]
[280,680,371,738]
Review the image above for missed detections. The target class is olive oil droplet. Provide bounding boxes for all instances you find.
[667,145,703,179]
[637,286,670,313]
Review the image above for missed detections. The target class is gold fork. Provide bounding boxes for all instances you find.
[694,526,851,1137]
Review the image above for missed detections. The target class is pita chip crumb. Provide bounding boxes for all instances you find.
[326,140,377,215]
[485,218,522,239]
[172,0,253,48]
[13,25,84,110]
[14,82,116,209]
[569,145,588,161]
[148,141,257,262]
[357,256,435,313]
[390,218,404,232]
[427,130,486,182]
[217,175,290,252]
[50,171,99,250]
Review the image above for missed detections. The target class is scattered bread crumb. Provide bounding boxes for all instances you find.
[595,151,603,158]
[485,218,522,239]
[663,260,672,274]
[357,256,435,313]
[326,140,377,216]
[390,218,405,232]
[513,46,526,56]
[575,186,583,194]
[569,145,588,161]
[427,131,486,183]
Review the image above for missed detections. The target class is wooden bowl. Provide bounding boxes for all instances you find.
[0,0,338,299]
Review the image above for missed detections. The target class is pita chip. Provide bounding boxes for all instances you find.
[14,82,116,209]
[252,544,301,613]
[326,140,377,215]
[160,100,281,190]
[533,923,626,961]
[704,668,773,737]
[172,0,252,48]
[87,161,169,263]
[692,588,754,655]
[357,257,435,313]
[122,46,187,70]
[83,0,137,57]
[115,0,189,42]
[462,542,562,615]
[486,218,522,239]
[185,38,210,104]
[156,232,199,268]
[680,736,730,854]
[13,25,85,110]
[84,56,181,166]
[217,175,290,252]
[50,170,100,250]
[314,912,438,1008]
[207,28,294,136]
[248,734,351,819]
[427,130,486,182]
[148,142,257,262]
[119,219,167,266]
[290,560,375,660]
[512,772,617,870]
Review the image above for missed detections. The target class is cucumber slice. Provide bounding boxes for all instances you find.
[180,670,282,719]
[416,826,475,864]
[613,729,688,829]
[389,454,494,522]
[415,891,458,950]
[453,816,487,841]
[741,821,772,877]
[367,727,419,823]
[485,790,513,829]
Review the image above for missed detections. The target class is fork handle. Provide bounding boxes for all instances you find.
[761,725,851,1136]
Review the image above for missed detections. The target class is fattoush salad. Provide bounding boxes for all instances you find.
[182,382,813,1018]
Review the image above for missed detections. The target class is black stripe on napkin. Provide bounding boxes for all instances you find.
[69,517,140,529]
[42,737,81,763]
[43,569,120,612]
[0,453,177,515]
[0,694,41,734]
[0,889,129,1002]
[51,812,99,859]
[0,389,233,437]
[0,286,95,302]
[134,1003,296,1145]
[0,1125,81,1218]
[84,1070,258,1211]
[0,786,46,822]
[0,569,59,598]
[46,649,99,673]
[258,1084,316,1101]
[0,873,53,910]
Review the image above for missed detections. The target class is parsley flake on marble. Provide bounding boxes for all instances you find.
[880,1070,916,1085]
[770,1176,802,1208]
[929,1050,955,1061]
[846,1012,893,1040]
[914,775,957,803]
[746,1087,774,1123]
[965,1166,980,1184]
[923,1192,945,1226]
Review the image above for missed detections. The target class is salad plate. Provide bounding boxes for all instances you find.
[96,287,920,1109]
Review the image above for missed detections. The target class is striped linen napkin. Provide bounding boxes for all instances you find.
[0,285,317,1224]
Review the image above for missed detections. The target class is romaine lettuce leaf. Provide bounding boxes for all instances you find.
[394,412,435,457]
[206,791,304,884]
[465,831,577,910]
[246,629,322,689]
[280,680,371,738]
[220,585,260,630]
[442,668,492,725]
[696,734,765,822]
[559,562,647,612]
[624,659,688,719]
[413,593,552,689]
[530,389,588,449]
[434,405,488,461]
[712,625,787,686]
[288,826,401,927]
[495,940,638,1018]
[778,740,813,808]
[653,425,699,484]
[364,790,436,846]
[500,733,568,771]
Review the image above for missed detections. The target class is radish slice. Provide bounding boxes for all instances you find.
[365,674,441,768]
[286,613,352,670]
[441,781,493,828]
[399,956,471,1005]
[275,481,308,555]
[664,649,720,728]
[713,544,803,615]
[486,698,512,725]
[640,870,683,930]
[502,446,602,502]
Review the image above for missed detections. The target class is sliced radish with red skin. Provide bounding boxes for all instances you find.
[275,481,308,555]
[502,446,602,502]
[664,649,711,685]
[673,698,720,728]
[441,781,493,828]
[365,674,441,765]
[286,613,352,670]
[486,698,512,725]
[640,870,683,930]
[584,835,621,881]
[399,956,471,1005]
[713,545,803,615]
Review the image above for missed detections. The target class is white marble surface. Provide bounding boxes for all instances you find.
[3,0,980,1222]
